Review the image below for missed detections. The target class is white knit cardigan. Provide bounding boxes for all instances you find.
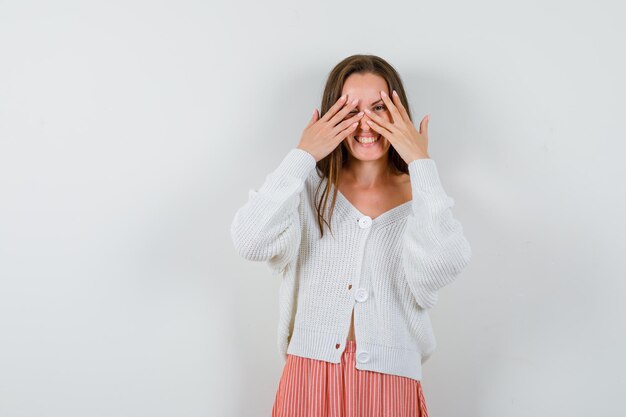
[230,148,472,381]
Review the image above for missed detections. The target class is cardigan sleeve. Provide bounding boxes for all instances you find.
[230,148,317,275]
[401,158,472,309]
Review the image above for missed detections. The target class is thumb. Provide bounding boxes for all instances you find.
[420,114,429,136]
[306,108,318,128]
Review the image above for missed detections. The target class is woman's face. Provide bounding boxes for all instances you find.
[340,72,392,162]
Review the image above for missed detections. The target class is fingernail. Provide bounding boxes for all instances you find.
[357,111,364,117]
[364,108,371,113]
[340,94,346,101]
[351,98,358,105]
[381,90,387,97]
[393,90,398,97]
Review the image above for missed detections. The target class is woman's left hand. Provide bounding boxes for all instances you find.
[364,90,430,163]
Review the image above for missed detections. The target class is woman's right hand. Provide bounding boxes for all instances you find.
[297,95,364,162]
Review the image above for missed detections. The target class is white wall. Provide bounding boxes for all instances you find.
[1,1,624,416]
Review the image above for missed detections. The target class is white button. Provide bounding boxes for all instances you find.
[358,216,372,228]
[357,350,370,363]
[354,288,368,302]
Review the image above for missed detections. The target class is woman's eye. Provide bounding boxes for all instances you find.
[345,105,385,119]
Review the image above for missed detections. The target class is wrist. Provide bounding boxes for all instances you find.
[407,153,430,163]
[296,146,318,162]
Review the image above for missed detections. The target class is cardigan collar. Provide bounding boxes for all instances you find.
[309,169,413,229]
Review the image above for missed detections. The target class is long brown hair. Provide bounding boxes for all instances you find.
[314,54,414,238]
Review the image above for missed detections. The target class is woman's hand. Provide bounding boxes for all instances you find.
[364,90,430,163]
[297,95,364,162]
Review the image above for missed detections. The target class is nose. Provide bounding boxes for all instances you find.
[357,112,373,131]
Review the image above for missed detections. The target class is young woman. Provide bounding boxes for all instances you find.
[231,54,472,417]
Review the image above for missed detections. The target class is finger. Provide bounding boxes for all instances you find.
[329,97,359,127]
[391,90,412,124]
[379,90,403,125]
[320,94,348,122]
[336,120,360,142]
[364,107,398,135]
[365,118,393,139]
[332,111,364,135]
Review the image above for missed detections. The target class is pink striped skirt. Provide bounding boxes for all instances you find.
[271,339,429,417]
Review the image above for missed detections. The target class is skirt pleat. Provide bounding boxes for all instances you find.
[271,340,429,417]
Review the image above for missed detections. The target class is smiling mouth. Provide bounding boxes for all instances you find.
[353,135,381,144]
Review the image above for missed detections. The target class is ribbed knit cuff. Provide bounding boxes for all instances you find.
[258,148,317,194]
[279,147,317,178]
[407,158,444,191]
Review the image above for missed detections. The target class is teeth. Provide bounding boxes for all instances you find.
[355,136,380,144]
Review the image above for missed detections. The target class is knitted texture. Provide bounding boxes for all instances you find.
[230,148,471,381]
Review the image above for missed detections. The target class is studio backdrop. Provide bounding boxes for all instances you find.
[0,1,624,416]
